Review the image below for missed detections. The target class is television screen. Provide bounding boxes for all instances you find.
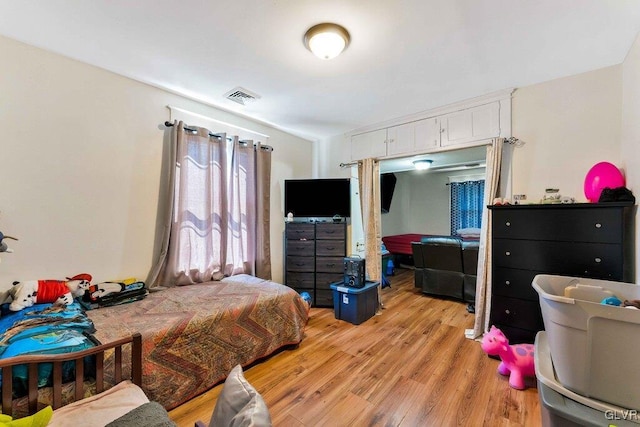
[284,178,351,218]
[381,173,397,213]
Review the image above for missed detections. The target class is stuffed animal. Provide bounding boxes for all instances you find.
[9,273,92,311]
[481,325,536,390]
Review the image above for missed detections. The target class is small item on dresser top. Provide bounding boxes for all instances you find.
[584,161,625,202]
[286,212,293,222]
[597,186,636,203]
[541,188,561,204]
[492,198,511,205]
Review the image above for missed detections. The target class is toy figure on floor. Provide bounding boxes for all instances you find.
[9,274,92,311]
[481,325,536,390]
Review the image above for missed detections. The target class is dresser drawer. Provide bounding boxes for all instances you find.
[315,223,346,240]
[286,223,315,240]
[286,256,315,272]
[490,295,544,332]
[492,268,541,301]
[286,240,315,256]
[315,290,334,308]
[492,207,623,243]
[316,273,343,290]
[285,272,315,288]
[316,240,345,256]
[490,323,539,345]
[316,256,343,273]
[493,239,623,280]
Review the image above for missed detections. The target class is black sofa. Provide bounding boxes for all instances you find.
[411,236,479,306]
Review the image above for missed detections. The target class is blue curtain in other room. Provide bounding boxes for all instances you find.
[450,180,485,234]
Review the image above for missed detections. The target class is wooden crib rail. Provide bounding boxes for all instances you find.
[0,332,142,416]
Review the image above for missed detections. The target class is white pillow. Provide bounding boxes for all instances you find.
[209,365,272,427]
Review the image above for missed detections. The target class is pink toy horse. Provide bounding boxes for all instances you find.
[481,326,535,390]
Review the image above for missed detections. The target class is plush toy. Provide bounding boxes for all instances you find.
[481,325,536,390]
[9,274,92,311]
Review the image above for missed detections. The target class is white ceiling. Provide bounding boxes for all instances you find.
[1,0,640,142]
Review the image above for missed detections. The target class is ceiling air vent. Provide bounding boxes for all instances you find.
[224,87,261,105]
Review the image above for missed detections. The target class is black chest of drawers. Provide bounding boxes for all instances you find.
[285,222,347,307]
[488,202,635,344]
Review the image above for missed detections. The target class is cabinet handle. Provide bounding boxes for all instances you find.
[505,280,511,286]
[505,251,511,256]
[595,257,602,263]
[595,223,602,228]
[505,221,511,227]
[505,309,511,315]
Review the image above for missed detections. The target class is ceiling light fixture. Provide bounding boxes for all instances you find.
[413,159,433,170]
[304,23,350,60]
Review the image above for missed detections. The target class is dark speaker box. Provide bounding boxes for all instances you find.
[343,257,366,288]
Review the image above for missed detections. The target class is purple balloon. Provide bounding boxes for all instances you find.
[584,162,625,202]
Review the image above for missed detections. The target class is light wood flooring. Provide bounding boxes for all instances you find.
[168,268,541,426]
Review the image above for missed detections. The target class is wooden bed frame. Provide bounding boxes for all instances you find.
[0,332,142,417]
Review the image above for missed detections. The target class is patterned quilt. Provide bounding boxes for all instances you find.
[86,274,310,410]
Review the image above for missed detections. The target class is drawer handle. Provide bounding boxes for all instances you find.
[505,251,511,256]
[505,309,511,315]
[505,221,511,227]
[325,247,335,250]
[595,257,601,263]
[505,280,511,286]
[595,223,602,228]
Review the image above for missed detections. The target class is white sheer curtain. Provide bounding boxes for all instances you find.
[358,158,383,310]
[147,120,271,287]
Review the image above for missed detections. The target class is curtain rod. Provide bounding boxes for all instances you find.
[164,121,273,151]
[166,105,269,139]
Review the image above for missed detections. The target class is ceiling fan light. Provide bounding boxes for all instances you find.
[304,23,350,60]
[413,159,433,170]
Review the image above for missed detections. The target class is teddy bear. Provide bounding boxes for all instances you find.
[9,273,92,311]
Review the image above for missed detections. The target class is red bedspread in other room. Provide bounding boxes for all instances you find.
[382,234,424,255]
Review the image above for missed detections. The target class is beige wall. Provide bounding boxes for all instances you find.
[621,32,640,281]
[381,168,485,237]
[511,65,622,203]
[0,35,313,290]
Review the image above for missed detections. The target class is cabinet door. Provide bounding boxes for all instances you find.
[350,129,387,161]
[414,118,440,151]
[386,122,415,156]
[440,103,500,147]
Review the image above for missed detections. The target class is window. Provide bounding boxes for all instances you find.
[450,179,485,235]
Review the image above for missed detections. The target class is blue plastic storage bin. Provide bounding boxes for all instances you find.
[330,280,379,325]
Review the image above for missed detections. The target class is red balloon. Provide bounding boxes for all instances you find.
[584,162,625,202]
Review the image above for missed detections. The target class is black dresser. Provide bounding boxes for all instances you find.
[285,222,347,307]
[488,202,635,344]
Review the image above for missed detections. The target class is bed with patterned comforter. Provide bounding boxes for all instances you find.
[85,274,310,410]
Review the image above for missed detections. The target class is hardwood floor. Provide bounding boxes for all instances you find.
[168,268,541,426]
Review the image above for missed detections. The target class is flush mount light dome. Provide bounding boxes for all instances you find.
[413,159,433,170]
[304,23,350,60]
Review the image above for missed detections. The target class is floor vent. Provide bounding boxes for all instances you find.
[224,87,261,105]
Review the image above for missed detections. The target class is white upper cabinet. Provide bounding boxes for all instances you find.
[350,128,387,161]
[386,122,415,156]
[348,90,511,161]
[440,102,500,147]
[413,118,440,151]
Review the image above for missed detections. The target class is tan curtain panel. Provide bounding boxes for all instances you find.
[358,158,383,310]
[470,137,505,339]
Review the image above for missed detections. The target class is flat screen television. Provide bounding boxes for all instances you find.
[381,173,397,213]
[284,178,351,218]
